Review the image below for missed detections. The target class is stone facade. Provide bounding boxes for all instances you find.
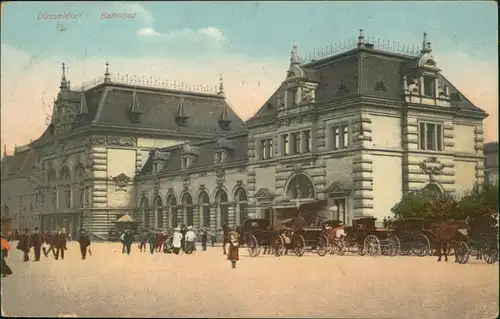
[484,142,498,185]
[1,32,488,238]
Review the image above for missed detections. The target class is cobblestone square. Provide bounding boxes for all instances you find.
[1,242,498,318]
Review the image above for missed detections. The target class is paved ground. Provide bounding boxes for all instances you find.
[1,241,498,318]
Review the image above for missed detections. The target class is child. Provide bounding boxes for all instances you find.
[227,230,239,269]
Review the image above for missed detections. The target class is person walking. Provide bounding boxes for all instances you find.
[54,229,67,260]
[43,230,56,258]
[227,230,240,269]
[222,224,231,255]
[139,230,148,252]
[148,229,156,255]
[17,229,31,262]
[200,229,208,251]
[180,225,187,253]
[120,231,126,254]
[77,228,91,260]
[184,226,196,254]
[1,233,13,277]
[172,228,183,255]
[123,229,134,255]
[30,227,43,261]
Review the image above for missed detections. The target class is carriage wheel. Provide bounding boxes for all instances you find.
[272,235,285,257]
[316,235,328,257]
[482,247,498,264]
[454,241,470,264]
[334,239,347,256]
[386,235,400,256]
[247,235,260,258]
[415,234,430,257]
[293,234,306,257]
[364,235,381,256]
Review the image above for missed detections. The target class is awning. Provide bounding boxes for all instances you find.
[115,214,137,223]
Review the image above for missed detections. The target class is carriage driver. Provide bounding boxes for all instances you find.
[293,212,306,231]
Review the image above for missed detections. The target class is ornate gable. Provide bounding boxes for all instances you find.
[325,181,351,196]
[253,188,276,199]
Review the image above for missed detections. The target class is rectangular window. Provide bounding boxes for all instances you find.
[65,186,71,208]
[182,157,189,168]
[341,125,349,148]
[293,133,301,155]
[419,122,443,151]
[79,187,85,208]
[268,139,273,159]
[215,152,222,164]
[333,126,340,150]
[282,135,289,156]
[259,140,266,160]
[52,189,57,209]
[304,131,311,153]
[423,76,435,97]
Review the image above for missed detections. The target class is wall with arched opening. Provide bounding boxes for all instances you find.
[285,172,315,200]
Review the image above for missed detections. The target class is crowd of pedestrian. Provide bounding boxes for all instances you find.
[0,227,92,278]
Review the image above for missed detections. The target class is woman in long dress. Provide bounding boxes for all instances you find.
[172,228,183,255]
[227,230,240,269]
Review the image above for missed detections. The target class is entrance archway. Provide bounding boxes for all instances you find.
[166,194,178,228]
[285,172,315,200]
[152,195,163,229]
[215,188,229,228]
[198,191,210,228]
[139,196,149,229]
[181,192,194,227]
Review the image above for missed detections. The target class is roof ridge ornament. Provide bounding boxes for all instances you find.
[60,62,68,90]
[104,62,111,83]
[420,32,432,55]
[217,74,226,98]
[357,29,365,48]
[290,43,300,66]
[79,85,89,115]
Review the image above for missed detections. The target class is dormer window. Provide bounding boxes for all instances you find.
[215,151,227,164]
[152,162,163,174]
[423,76,435,97]
[131,114,140,122]
[182,157,190,169]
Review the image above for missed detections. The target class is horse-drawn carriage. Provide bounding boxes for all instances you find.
[388,218,432,256]
[272,217,329,257]
[342,217,399,256]
[236,218,282,257]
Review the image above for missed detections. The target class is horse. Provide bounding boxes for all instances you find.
[430,219,468,262]
[468,212,498,260]
[324,225,346,255]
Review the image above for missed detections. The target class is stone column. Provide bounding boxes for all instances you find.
[228,204,236,228]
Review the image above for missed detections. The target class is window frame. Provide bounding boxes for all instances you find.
[418,121,444,152]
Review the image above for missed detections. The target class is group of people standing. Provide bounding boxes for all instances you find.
[0,227,92,278]
[120,225,207,255]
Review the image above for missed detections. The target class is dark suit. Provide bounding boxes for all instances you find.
[18,234,31,262]
[54,233,67,260]
[30,232,43,261]
[78,232,91,259]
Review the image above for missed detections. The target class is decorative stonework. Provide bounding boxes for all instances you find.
[91,135,137,147]
[114,173,130,191]
[420,157,445,182]
[215,168,225,185]
[182,173,190,190]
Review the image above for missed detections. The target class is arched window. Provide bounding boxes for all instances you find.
[235,187,247,225]
[215,189,229,227]
[152,195,163,229]
[74,164,85,180]
[47,168,57,184]
[198,191,210,228]
[286,173,315,200]
[60,166,71,181]
[139,196,150,228]
[421,183,442,200]
[181,193,194,227]
[167,194,178,228]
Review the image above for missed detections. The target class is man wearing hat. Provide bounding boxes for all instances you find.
[200,228,208,251]
[17,228,31,262]
[184,226,196,254]
[172,227,183,255]
[77,228,91,260]
[30,227,44,261]
[54,228,67,260]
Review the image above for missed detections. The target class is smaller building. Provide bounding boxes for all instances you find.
[484,142,498,185]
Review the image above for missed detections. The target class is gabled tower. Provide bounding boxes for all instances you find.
[128,87,143,123]
[175,90,189,126]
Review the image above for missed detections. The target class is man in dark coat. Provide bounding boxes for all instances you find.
[123,229,134,255]
[180,225,187,253]
[17,229,31,262]
[77,228,91,260]
[43,230,56,257]
[30,227,43,261]
[222,224,231,255]
[54,229,67,260]
[200,229,208,251]
[294,212,306,231]
[148,229,156,254]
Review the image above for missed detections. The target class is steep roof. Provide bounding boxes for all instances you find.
[94,84,246,135]
[249,43,486,121]
[139,133,248,176]
[1,148,36,177]
[484,142,498,154]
